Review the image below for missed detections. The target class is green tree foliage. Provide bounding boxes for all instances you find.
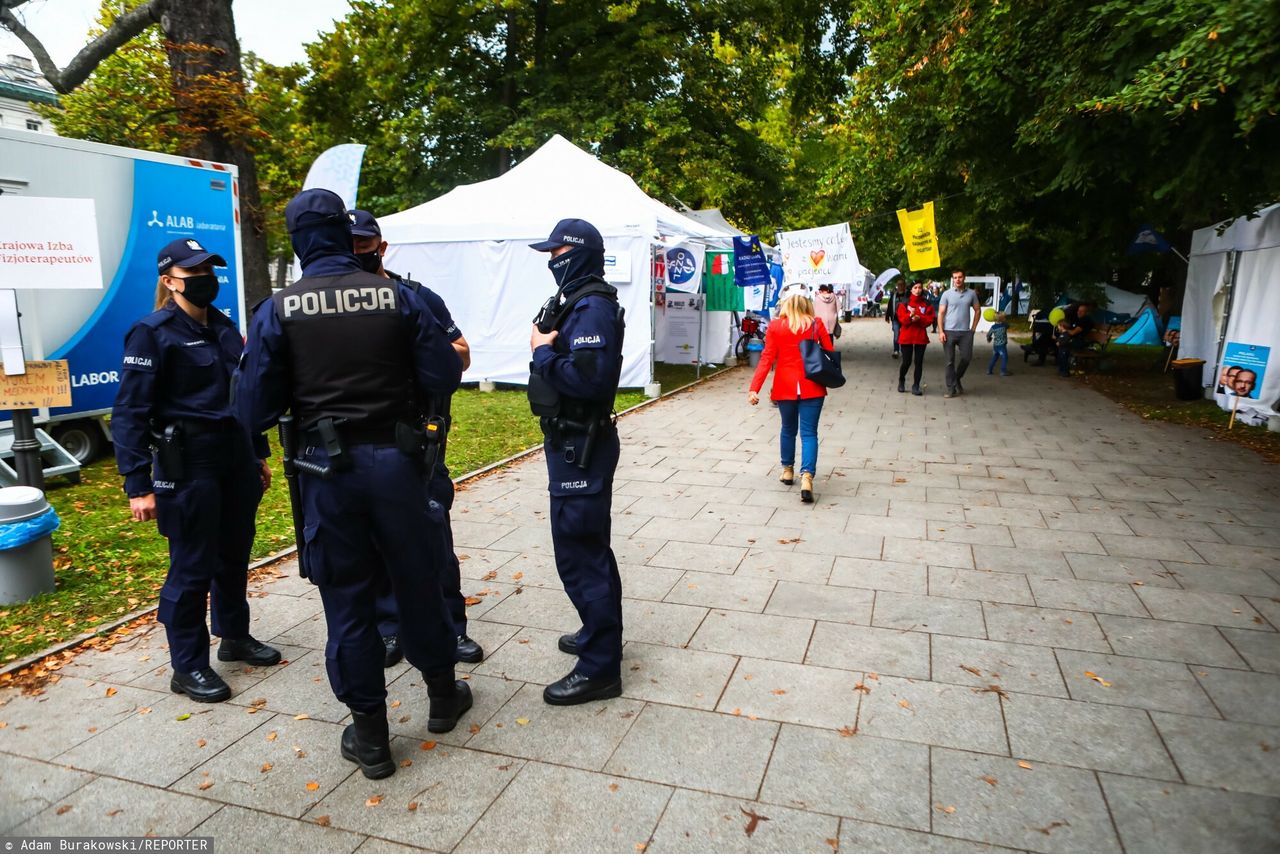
[819,0,1280,284]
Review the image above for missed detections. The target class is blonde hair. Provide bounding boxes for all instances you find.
[777,294,816,334]
[154,275,174,310]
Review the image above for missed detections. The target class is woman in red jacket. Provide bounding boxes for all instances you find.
[896,279,936,395]
[747,290,835,503]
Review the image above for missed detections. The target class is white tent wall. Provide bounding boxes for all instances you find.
[1180,204,1280,423]
[384,233,653,387]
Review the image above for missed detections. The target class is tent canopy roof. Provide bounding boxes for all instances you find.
[1190,204,1280,256]
[380,135,733,245]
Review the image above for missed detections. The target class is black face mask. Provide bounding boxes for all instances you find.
[547,245,605,289]
[355,249,383,275]
[177,273,219,308]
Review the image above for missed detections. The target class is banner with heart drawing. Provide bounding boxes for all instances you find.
[776,222,859,288]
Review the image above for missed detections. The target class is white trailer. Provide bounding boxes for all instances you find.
[0,128,245,468]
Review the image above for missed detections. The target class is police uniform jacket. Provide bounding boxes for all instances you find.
[531,277,624,409]
[113,303,268,497]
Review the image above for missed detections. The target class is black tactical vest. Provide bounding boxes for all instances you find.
[270,271,416,430]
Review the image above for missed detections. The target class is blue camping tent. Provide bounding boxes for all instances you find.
[1114,306,1163,346]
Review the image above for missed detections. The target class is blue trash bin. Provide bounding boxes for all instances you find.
[0,486,60,605]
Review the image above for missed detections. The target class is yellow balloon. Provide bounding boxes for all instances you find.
[1048,307,1066,325]
[983,307,998,322]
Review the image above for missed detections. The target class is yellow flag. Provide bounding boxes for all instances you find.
[896,202,941,271]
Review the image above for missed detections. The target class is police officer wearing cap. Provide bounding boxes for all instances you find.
[528,218,626,705]
[348,208,484,667]
[112,238,281,704]
[235,189,470,779]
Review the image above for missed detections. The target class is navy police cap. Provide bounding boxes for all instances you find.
[347,209,381,238]
[285,188,350,234]
[529,218,604,252]
[156,237,226,274]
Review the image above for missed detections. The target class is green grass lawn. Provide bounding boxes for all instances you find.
[0,363,732,665]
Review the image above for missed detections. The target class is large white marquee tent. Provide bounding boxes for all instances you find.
[1179,204,1280,425]
[378,135,734,387]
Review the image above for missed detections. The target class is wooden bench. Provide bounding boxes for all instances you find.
[1070,324,1115,373]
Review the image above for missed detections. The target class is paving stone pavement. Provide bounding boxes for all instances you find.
[4,319,1280,852]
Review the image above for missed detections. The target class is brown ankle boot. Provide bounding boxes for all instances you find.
[779,465,795,485]
[800,472,814,503]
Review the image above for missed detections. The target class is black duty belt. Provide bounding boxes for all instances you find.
[176,418,237,436]
[302,422,397,447]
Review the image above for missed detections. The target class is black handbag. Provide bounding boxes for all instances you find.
[800,321,845,388]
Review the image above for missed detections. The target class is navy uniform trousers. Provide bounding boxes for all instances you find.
[375,473,466,639]
[154,429,260,672]
[546,426,623,680]
[299,442,456,713]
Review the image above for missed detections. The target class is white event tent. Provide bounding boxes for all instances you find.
[1179,204,1280,425]
[378,135,734,387]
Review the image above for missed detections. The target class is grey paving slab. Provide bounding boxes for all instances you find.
[972,544,1072,577]
[314,742,523,852]
[664,570,776,612]
[649,540,747,574]
[1055,649,1216,716]
[689,609,813,662]
[454,761,670,854]
[1193,666,1280,726]
[479,583,582,631]
[1099,533,1206,563]
[882,536,974,569]
[763,579,874,624]
[1063,552,1180,587]
[193,805,365,854]
[0,755,94,834]
[734,548,835,584]
[649,788,840,853]
[1042,509,1135,535]
[1221,626,1280,673]
[619,641,737,710]
[1248,594,1280,630]
[1028,575,1150,617]
[927,566,1035,605]
[621,598,709,647]
[1135,586,1270,630]
[471,625,575,685]
[871,591,986,638]
[1153,712,1280,797]
[759,724,930,831]
[828,556,927,594]
[13,775,220,837]
[1097,613,1248,667]
[717,657,861,729]
[1100,773,1280,854]
[1160,560,1280,597]
[841,819,1021,852]
[618,562,684,601]
[857,674,1007,753]
[172,714,352,816]
[930,749,1121,853]
[931,635,1069,698]
[983,602,1112,653]
[805,621,931,680]
[387,670,518,747]
[0,675,167,760]
[232,649,353,723]
[468,682,643,771]
[605,703,777,798]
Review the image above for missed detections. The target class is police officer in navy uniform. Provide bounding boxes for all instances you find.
[113,238,281,703]
[528,218,626,705]
[234,189,470,779]
[348,209,484,667]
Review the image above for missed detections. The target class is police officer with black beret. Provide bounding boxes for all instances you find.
[234,188,471,778]
[348,209,484,667]
[113,238,281,703]
[529,218,626,705]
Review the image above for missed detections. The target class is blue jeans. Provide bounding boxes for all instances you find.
[777,397,824,475]
[987,345,1008,374]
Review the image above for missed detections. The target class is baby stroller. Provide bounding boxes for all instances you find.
[1022,311,1054,365]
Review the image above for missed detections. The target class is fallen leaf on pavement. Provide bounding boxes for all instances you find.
[400,759,413,768]
[390,700,401,708]
[260,762,273,773]
[198,781,214,790]
[314,815,330,827]
[366,795,383,807]
[249,697,267,708]
[771,689,787,696]
[469,723,481,734]
[825,838,839,849]
[853,682,870,694]
[516,717,530,726]
[935,804,956,814]
[513,572,524,580]
[1017,760,1033,770]
[407,801,419,812]
[740,806,770,837]
[105,809,122,817]
[979,775,998,786]
[56,805,73,815]
[266,731,278,742]
[837,725,857,737]
[305,782,320,791]
[898,699,913,710]
[482,570,497,581]
[420,741,437,750]
[1084,671,1112,687]
[175,713,191,722]
[294,713,310,720]
[104,687,117,697]
[138,707,152,715]
[518,638,530,644]
[608,783,619,792]
[959,664,982,677]
[464,596,482,606]
[196,739,207,748]
[975,684,1010,700]
[1035,820,1069,836]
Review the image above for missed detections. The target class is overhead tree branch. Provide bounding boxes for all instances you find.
[0,0,167,94]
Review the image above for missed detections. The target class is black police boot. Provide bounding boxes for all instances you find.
[382,635,403,668]
[340,706,396,780]
[911,384,922,396]
[426,675,473,733]
[216,636,282,667]
[897,378,906,393]
[543,670,623,706]
[557,632,580,655]
[456,635,484,664]
[170,667,232,703]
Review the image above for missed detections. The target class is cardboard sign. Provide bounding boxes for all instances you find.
[777,223,858,286]
[0,360,73,408]
[0,196,105,289]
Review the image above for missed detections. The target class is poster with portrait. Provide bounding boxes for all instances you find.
[1217,342,1269,399]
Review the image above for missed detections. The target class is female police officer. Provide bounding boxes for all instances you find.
[112,238,281,703]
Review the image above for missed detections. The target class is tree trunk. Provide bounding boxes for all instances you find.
[159,0,271,306]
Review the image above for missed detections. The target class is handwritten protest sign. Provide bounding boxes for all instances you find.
[0,360,72,408]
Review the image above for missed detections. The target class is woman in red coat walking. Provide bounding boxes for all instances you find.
[896,279,936,395]
[747,289,835,503]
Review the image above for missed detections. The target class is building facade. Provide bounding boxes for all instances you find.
[0,54,58,135]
